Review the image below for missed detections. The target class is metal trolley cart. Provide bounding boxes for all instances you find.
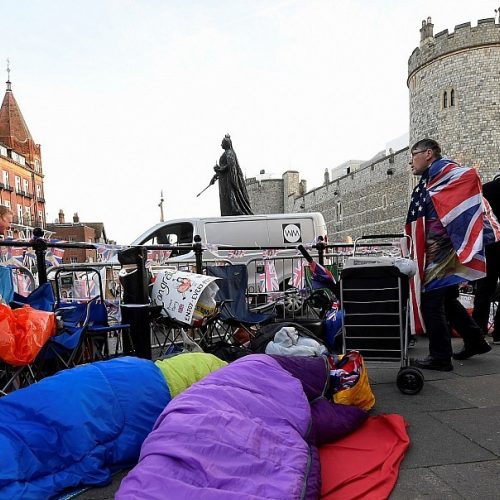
[340,234,424,395]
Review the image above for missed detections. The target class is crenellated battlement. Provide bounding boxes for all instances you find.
[408,17,500,79]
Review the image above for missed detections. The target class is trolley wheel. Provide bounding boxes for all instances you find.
[397,367,424,395]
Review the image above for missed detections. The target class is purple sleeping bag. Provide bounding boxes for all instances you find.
[117,354,320,499]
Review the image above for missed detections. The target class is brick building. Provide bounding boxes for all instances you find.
[0,74,46,238]
[46,211,109,264]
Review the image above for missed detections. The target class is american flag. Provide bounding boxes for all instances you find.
[259,260,279,292]
[405,174,427,334]
[405,159,500,334]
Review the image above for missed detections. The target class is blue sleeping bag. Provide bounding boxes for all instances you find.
[0,357,170,499]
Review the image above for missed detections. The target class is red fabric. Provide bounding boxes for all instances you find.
[319,414,410,500]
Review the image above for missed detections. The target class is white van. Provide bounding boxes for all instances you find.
[132,213,328,291]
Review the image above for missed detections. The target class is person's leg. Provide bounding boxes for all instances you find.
[472,244,498,335]
[447,285,492,359]
[414,287,453,370]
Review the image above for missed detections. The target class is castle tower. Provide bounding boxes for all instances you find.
[408,17,500,180]
[0,65,46,235]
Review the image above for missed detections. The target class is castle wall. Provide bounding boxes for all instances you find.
[246,177,284,214]
[247,16,500,241]
[289,149,411,242]
[408,18,500,181]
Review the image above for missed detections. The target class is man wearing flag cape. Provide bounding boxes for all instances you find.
[405,139,500,371]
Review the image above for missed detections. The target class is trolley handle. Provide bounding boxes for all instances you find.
[353,234,412,257]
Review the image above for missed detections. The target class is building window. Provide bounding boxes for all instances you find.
[38,210,44,224]
[36,184,42,198]
[70,257,78,264]
[3,200,11,209]
[3,171,9,188]
[15,176,21,193]
[450,88,455,106]
[443,91,448,109]
[336,201,343,221]
[0,145,7,157]
[68,236,75,242]
[17,204,23,223]
[34,159,41,172]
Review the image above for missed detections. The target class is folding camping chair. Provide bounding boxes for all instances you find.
[205,265,276,346]
[85,300,134,360]
[52,266,133,361]
[36,298,96,374]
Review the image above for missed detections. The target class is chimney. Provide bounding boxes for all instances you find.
[420,17,434,46]
[58,209,65,224]
[73,212,80,223]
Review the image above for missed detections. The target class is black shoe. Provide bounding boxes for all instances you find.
[453,341,491,360]
[413,356,453,371]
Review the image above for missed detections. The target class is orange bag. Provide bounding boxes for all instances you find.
[0,304,55,366]
[332,352,376,411]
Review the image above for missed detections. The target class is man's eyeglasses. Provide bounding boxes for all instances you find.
[411,149,429,157]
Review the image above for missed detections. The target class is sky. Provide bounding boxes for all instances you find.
[2,0,498,244]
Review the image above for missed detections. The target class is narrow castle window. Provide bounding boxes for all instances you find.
[443,91,448,109]
[450,88,455,107]
[336,201,342,221]
[382,194,388,209]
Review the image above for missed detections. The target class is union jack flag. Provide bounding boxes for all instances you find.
[146,249,172,267]
[290,259,306,289]
[96,244,122,262]
[405,159,500,334]
[259,260,279,292]
[45,245,65,267]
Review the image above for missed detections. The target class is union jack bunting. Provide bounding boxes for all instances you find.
[45,243,65,268]
[259,260,279,293]
[228,249,246,259]
[146,249,172,267]
[96,244,122,262]
[262,249,277,259]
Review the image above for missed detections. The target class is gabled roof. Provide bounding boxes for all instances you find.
[0,82,38,161]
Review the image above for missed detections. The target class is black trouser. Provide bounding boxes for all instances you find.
[472,242,500,338]
[422,284,484,361]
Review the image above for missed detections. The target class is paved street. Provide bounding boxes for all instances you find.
[78,336,500,499]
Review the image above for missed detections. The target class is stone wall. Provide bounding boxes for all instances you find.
[287,148,411,242]
[408,18,500,181]
[246,177,284,214]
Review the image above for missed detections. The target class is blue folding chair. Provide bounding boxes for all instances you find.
[206,265,276,345]
[36,298,96,374]
[85,300,133,360]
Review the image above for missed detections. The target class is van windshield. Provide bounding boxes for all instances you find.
[143,222,194,256]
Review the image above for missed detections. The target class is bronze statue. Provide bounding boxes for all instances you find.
[211,134,253,216]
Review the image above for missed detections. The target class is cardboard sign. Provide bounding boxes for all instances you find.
[151,269,219,325]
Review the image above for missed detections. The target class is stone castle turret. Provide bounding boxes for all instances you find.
[408,17,500,180]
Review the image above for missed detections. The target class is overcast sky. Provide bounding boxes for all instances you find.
[2,0,497,243]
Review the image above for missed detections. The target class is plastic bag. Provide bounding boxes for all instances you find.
[0,304,55,366]
[329,351,375,411]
